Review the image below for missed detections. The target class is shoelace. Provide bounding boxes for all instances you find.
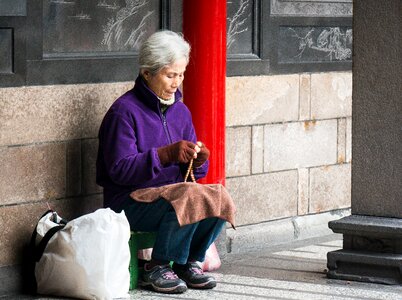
[162,269,179,280]
[190,267,203,275]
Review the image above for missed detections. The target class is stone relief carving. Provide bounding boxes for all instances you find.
[282,27,352,62]
[227,0,250,49]
[43,0,156,54]
[68,11,91,20]
[271,0,352,17]
[102,0,154,50]
[97,0,120,10]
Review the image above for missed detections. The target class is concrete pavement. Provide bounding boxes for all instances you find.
[5,234,401,300]
[128,234,401,300]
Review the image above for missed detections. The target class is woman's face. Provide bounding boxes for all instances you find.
[144,57,187,100]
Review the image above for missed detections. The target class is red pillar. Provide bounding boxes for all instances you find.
[183,1,226,185]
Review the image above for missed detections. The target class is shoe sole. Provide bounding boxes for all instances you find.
[187,279,217,289]
[139,281,188,294]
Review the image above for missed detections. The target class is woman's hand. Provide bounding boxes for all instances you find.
[157,140,198,165]
[193,141,210,167]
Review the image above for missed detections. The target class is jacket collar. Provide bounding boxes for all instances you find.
[133,75,183,112]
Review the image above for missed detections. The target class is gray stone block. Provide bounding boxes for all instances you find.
[66,140,82,197]
[226,171,298,226]
[82,139,102,195]
[311,72,352,120]
[251,125,264,174]
[0,143,66,205]
[299,74,311,120]
[309,164,351,214]
[225,126,251,177]
[226,75,299,126]
[0,82,130,146]
[0,195,102,266]
[264,120,337,171]
[297,168,309,215]
[337,118,347,164]
[346,117,352,163]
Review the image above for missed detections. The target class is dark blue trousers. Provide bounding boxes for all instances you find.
[118,197,225,264]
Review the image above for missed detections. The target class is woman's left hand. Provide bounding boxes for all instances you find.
[193,141,210,167]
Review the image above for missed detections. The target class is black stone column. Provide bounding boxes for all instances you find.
[327,0,402,285]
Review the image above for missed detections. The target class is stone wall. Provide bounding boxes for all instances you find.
[225,72,352,226]
[0,71,351,268]
[0,82,132,267]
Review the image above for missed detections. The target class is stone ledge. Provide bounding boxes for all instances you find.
[329,215,402,238]
[292,209,350,240]
[227,209,350,254]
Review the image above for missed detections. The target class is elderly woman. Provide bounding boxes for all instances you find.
[96,30,226,294]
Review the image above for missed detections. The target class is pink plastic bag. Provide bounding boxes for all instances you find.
[138,248,153,261]
[200,242,221,272]
[137,242,221,272]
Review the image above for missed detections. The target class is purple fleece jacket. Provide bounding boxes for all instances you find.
[96,75,209,210]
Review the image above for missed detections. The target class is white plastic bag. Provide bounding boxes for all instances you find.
[34,208,130,300]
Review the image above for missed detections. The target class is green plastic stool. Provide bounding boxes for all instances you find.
[129,231,157,290]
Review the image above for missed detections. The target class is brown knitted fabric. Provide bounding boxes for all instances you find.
[130,182,236,228]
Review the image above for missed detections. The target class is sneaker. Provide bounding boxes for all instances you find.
[173,262,217,289]
[139,264,187,294]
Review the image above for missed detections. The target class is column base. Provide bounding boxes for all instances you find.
[328,250,402,285]
[327,215,402,285]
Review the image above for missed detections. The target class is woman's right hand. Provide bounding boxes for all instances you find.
[157,140,199,165]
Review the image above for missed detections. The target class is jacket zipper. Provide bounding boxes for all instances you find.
[159,105,173,144]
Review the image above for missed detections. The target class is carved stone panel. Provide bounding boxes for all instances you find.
[43,0,160,56]
[227,0,256,57]
[278,26,352,63]
[271,0,352,17]
[0,29,13,73]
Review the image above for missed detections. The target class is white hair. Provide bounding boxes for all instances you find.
[139,30,191,75]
